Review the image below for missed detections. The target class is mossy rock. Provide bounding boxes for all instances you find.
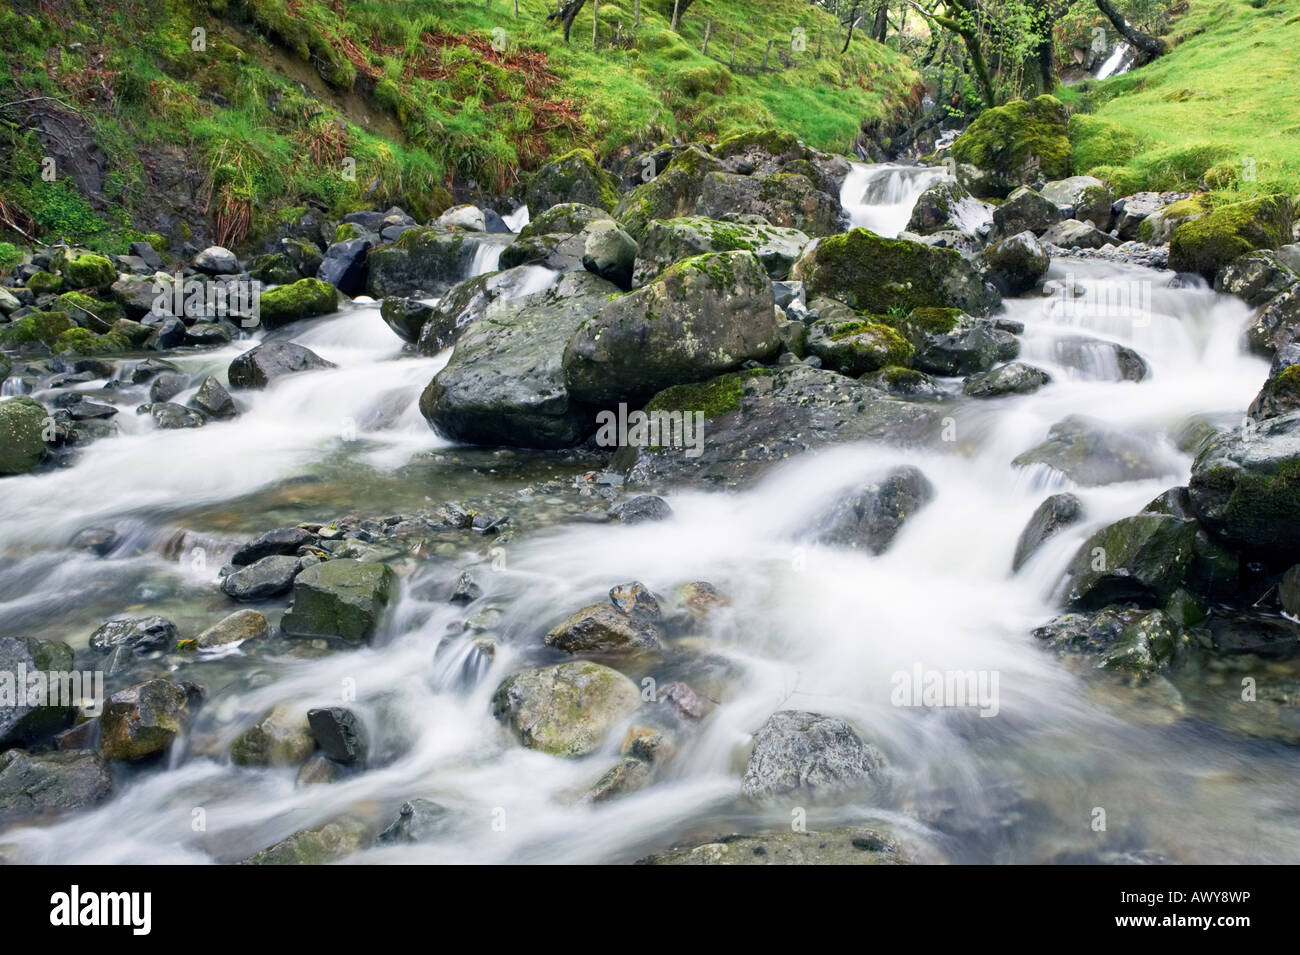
[0,396,49,475]
[54,328,131,356]
[645,367,772,419]
[491,661,642,757]
[25,271,63,295]
[713,127,806,161]
[792,229,999,316]
[258,278,339,328]
[950,96,1071,198]
[280,558,396,644]
[58,292,125,327]
[248,253,301,285]
[333,222,370,243]
[1168,194,1296,280]
[518,202,613,240]
[806,318,914,376]
[615,146,720,241]
[63,253,116,291]
[0,311,74,348]
[526,148,621,214]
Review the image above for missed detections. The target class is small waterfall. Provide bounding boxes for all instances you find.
[502,204,530,233]
[839,163,950,237]
[1096,41,1134,80]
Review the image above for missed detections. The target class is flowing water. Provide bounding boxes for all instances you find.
[3,169,1298,865]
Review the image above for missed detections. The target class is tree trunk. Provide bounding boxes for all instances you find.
[842,1,862,53]
[548,0,589,43]
[1094,0,1166,63]
[872,1,889,42]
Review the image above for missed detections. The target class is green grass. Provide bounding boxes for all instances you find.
[0,0,920,253]
[1070,0,1300,203]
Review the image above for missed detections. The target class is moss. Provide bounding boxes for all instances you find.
[899,306,962,336]
[646,368,770,419]
[63,253,116,291]
[333,222,368,243]
[1068,113,1141,174]
[713,127,803,159]
[1169,194,1296,278]
[57,292,125,325]
[881,365,924,386]
[54,327,131,355]
[0,310,74,347]
[26,271,63,295]
[950,95,1071,189]
[258,277,338,324]
[702,223,758,252]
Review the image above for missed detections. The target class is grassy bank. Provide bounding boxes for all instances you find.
[0,0,921,254]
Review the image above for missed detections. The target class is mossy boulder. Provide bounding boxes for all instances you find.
[57,291,125,329]
[230,703,316,767]
[0,396,49,475]
[54,327,131,356]
[257,277,338,328]
[25,271,63,294]
[0,310,74,348]
[247,252,302,286]
[491,661,642,757]
[420,271,619,448]
[1034,607,1187,678]
[1012,415,1175,486]
[0,750,112,818]
[280,558,397,644]
[0,635,75,745]
[1215,251,1298,308]
[615,146,721,241]
[519,202,614,240]
[696,171,843,237]
[1059,514,1199,609]
[241,815,369,865]
[949,95,1071,198]
[791,228,1000,316]
[1169,195,1296,280]
[1249,361,1300,421]
[562,250,780,406]
[805,317,913,376]
[633,216,811,284]
[1189,410,1300,559]
[526,148,621,213]
[982,230,1050,295]
[99,679,198,762]
[366,227,475,298]
[62,253,116,291]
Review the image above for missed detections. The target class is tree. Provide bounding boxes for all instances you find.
[1094,0,1167,64]
[547,0,589,43]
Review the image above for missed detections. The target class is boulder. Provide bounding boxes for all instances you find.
[257,278,338,328]
[436,204,486,232]
[227,341,334,390]
[0,396,49,475]
[1059,514,1199,609]
[948,95,1071,198]
[525,148,620,213]
[280,558,397,643]
[906,178,989,236]
[241,815,368,865]
[695,171,843,237]
[563,251,780,406]
[962,361,1051,398]
[608,494,673,524]
[1012,415,1175,486]
[1012,492,1082,571]
[0,749,112,818]
[414,265,556,354]
[491,661,642,757]
[88,616,177,654]
[1249,349,1300,421]
[307,707,368,764]
[741,710,886,799]
[804,317,913,376]
[1169,194,1295,280]
[982,231,1050,295]
[196,609,269,649]
[792,228,1000,317]
[232,526,315,564]
[419,271,619,448]
[379,297,434,344]
[1248,286,1300,355]
[544,602,663,655]
[581,225,637,290]
[1049,335,1148,382]
[367,228,508,298]
[1041,218,1117,250]
[519,203,614,240]
[992,187,1064,238]
[811,466,934,554]
[189,376,237,419]
[1034,607,1186,677]
[193,246,238,275]
[0,636,76,746]
[99,679,199,761]
[632,216,810,284]
[230,703,316,767]
[220,555,301,600]
[1040,176,1112,229]
[614,146,721,240]
[1215,250,1298,308]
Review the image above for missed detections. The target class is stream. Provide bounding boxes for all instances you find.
[2,165,1296,865]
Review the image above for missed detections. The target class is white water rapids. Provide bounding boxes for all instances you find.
[2,168,1297,864]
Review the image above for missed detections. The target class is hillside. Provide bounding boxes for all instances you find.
[1066,0,1300,201]
[0,0,921,255]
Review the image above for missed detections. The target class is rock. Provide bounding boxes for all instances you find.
[608,494,673,523]
[812,466,934,554]
[227,341,334,390]
[241,815,368,864]
[581,226,637,290]
[232,526,315,565]
[563,251,779,405]
[962,361,1051,398]
[88,615,177,654]
[1012,415,1174,486]
[378,297,434,344]
[378,799,451,844]
[609,581,662,620]
[1034,607,1186,676]
[1215,250,1298,307]
[859,365,944,398]
[316,237,376,295]
[0,636,76,745]
[257,278,338,328]
[911,317,1003,376]
[148,402,205,429]
[544,602,662,655]
[491,661,642,757]
[367,228,507,299]
[1189,410,1300,559]
[1059,514,1199,609]
[948,95,1071,198]
[414,265,557,355]
[695,171,843,237]
[1169,194,1295,280]
[419,271,618,449]
[792,228,999,316]
[220,554,301,601]
[519,203,614,240]
[1049,335,1148,382]
[906,178,989,236]
[1012,493,1082,571]
[1249,350,1300,421]
[1113,192,1170,241]
[1248,286,1300,355]
[437,204,486,231]
[1041,176,1112,229]
[741,710,886,800]
[307,707,368,764]
[151,371,190,404]
[196,609,269,649]
[280,558,397,643]
[448,569,483,605]
[1280,566,1300,617]
[1041,218,1117,249]
[585,757,651,802]
[193,246,238,275]
[247,252,301,285]
[633,216,810,285]
[804,317,913,376]
[982,231,1050,295]
[0,396,49,475]
[99,679,199,761]
[281,236,324,277]
[230,703,316,767]
[0,749,112,818]
[621,365,940,490]
[638,826,915,865]
[189,376,237,419]
[992,187,1065,238]
[615,146,721,240]
[526,148,620,213]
